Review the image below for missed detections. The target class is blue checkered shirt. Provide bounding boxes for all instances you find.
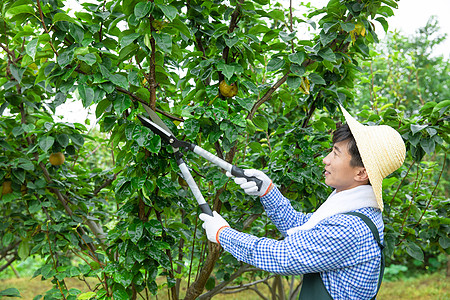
[219,186,384,300]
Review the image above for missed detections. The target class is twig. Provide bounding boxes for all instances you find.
[46,222,67,300]
[197,265,252,299]
[187,211,200,290]
[397,167,424,244]
[0,42,15,60]
[396,153,446,246]
[36,0,58,55]
[387,160,415,217]
[115,87,184,122]
[0,254,18,273]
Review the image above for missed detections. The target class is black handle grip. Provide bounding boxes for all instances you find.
[231,166,263,191]
[199,203,213,216]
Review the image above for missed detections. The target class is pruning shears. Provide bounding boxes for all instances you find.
[137,103,263,216]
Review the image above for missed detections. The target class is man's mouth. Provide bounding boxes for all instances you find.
[324,170,330,176]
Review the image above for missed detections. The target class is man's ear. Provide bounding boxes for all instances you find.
[354,167,369,183]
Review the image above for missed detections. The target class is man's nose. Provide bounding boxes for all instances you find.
[323,152,331,165]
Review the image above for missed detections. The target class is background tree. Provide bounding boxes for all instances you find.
[0,0,448,299]
[354,16,449,277]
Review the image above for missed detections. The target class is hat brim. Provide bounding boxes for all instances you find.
[340,106,384,210]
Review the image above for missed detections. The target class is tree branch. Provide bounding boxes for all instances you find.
[248,71,291,120]
[115,87,184,122]
[36,0,58,56]
[197,264,255,299]
[0,254,18,273]
[184,243,222,300]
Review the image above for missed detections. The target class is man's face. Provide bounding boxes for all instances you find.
[322,139,367,192]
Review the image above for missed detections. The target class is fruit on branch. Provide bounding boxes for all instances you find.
[49,152,65,166]
[2,181,12,195]
[219,80,238,98]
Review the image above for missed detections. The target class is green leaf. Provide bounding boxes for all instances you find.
[253,115,268,131]
[134,2,153,19]
[26,38,39,60]
[157,4,178,22]
[318,47,336,62]
[320,30,337,46]
[323,22,338,33]
[205,276,216,291]
[420,138,435,155]
[225,35,239,48]
[70,133,85,147]
[340,22,355,32]
[287,76,301,89]
[156,177,177,196]
[12,126,24,137]
[0,288,21,297]
[377,6,395,17]
[114,270,133,287]
[18,158,34,171]
[147,281,158,295]
[118,43,139,62]
[290,64,305,76]
[69,23,84,43]
[18,239,30,260]
[39,136,55,152]
[249,24,270,35]
[309,73,326,85]
[410,124,427,134]
[279,31,296,42]
[9,64,26,83]
[112,286,129,300]
[439,236,450,249]
[2,232,14,247]
[96,99,111,118]
[288,52,305,65]
[217,62,243,80]
[113,94,132,115]
[78,53,97,66]
[146,135,161,153]
[109,73,128,89]
[78,85,95,107]
[153,32,172,53]
[57,49,74,68]
[12,168,25,183]
[76,292,97,300]
[184,118,200,141]
[121,33,140,47]
[5,5,34,18]
[53,13,81,25]
[405,242,424,261]
[267,57,285,72]
[171,18,191,38]
[375,17,389,33]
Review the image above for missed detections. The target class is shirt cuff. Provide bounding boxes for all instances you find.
[259,185,283,211]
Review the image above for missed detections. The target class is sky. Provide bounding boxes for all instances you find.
[57,0,450,125]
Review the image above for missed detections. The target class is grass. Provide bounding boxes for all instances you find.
[0,271,448,299]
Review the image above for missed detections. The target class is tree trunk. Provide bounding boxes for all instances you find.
[183,243,221,300]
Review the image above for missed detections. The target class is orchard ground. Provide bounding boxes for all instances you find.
[0,270,448,300]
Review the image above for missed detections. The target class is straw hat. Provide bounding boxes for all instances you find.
[340,105,406,211]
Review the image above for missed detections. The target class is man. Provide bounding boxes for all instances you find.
[199,106,406,299]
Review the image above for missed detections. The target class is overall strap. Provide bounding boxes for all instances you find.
[344,212,385,299]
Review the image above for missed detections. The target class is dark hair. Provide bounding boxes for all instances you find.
[332,123,364,168]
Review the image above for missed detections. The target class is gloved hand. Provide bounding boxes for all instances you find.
[226,169,273,197]
[199,211,230,244]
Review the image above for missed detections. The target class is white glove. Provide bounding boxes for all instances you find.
[226,169,273,197]
[199,211,230,244]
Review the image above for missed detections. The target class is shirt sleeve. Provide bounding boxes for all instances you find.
[219,215,360,276]
[259,186,311,236]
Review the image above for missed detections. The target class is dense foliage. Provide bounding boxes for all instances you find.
[0,0,448,299]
